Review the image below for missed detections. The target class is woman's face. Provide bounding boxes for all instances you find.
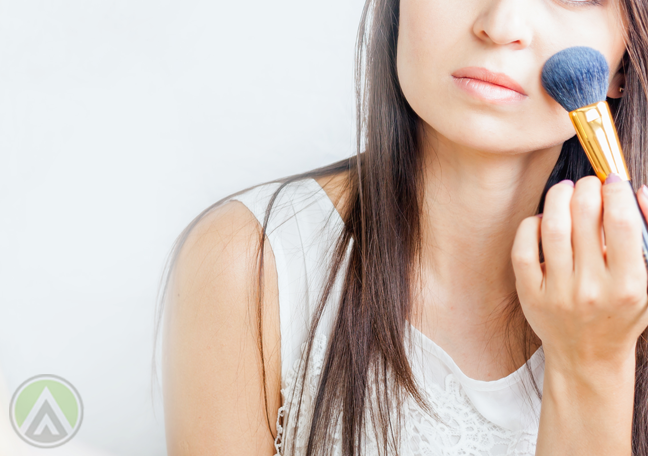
[397,0,627,154]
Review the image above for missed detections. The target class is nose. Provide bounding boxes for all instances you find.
[472,0,533,49]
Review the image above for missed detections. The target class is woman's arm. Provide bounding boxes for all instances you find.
[162,201,282,456]
[537,353,635,455]
[512,176,648,455]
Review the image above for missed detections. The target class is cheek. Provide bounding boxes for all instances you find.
[397,0,469,110]
[396,0,626,154]
[397,2,575,153]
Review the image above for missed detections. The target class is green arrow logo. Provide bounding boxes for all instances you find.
[9,374,83,448]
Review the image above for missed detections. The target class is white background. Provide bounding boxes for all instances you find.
[0,0,364,454]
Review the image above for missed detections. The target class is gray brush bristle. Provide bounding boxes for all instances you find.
[541,46,609,112]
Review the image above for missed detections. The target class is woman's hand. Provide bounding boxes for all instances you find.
[512,175,648,375]
[512,174,648,455]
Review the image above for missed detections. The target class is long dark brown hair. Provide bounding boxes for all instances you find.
[152,0,648,454]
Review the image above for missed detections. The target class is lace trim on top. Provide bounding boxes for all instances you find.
[273,333,539,456]
[273,334,330,456]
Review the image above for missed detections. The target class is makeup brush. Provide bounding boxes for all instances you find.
[541,46,648,266]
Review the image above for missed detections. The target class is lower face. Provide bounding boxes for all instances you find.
[396,0,628,155]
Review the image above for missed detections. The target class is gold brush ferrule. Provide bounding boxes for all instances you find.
[569,101,630,182]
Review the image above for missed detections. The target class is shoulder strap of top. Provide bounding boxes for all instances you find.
[223,178,349,388]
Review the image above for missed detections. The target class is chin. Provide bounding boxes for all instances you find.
[422,112,575,155]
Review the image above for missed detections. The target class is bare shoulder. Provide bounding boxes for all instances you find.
[314,169,353,220]
[162,199,281,456]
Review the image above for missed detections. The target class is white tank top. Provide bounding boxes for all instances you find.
[225,177,545,456]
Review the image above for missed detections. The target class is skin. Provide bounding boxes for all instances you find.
[393,0,647,454]
[396,0,628,380]
[164,0,646,454]
[163,201,282,455]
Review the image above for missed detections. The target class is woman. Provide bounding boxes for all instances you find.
[156,0,648,454]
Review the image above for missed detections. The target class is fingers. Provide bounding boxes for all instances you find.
[541,180,575,288]
[602,175,645,280]
[570,176,605,276]
[637,185,648,220]
[512,215,543,294]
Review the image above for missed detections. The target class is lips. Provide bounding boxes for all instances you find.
[452,67,527,96]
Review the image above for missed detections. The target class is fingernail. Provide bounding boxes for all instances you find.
[535,213,543,218]
[641,185,648,199]
[558,179,574,187]
[605,173,622,184]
